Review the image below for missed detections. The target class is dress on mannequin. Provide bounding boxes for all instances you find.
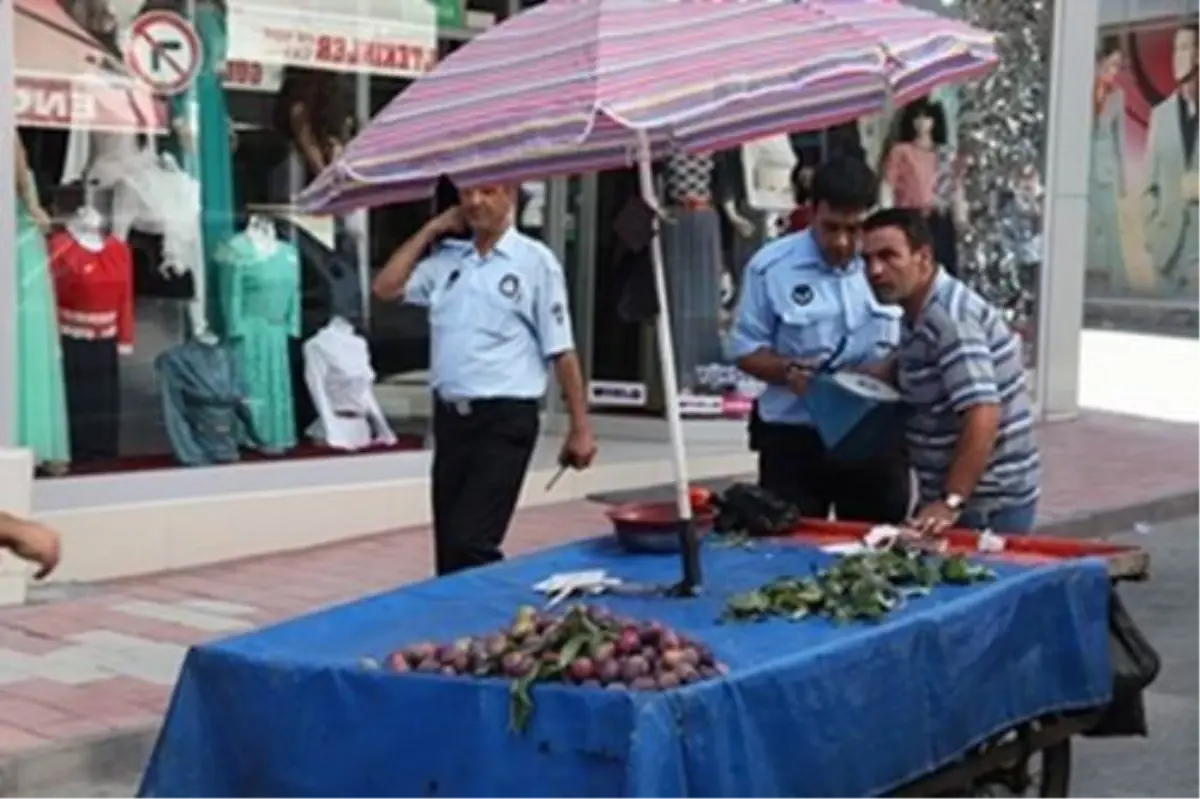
[216,220,300,452]
[15,195,71,467]
[156,338,264,466]
[168,0,236,338]
[661,151,724,391]
[303,317,397,451]
[49,212,133,463]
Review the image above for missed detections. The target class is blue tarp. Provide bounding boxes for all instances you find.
[139,537,1112,798]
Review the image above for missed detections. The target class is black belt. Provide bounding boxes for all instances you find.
[434,394,539,416]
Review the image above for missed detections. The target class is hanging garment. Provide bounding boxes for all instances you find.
[216,231,301,452]
[155,339,264,466]
[741,135,797,213]
[49,228,133,464]
[883,142,939,211]
[660,209,725,391]
[48,229,135,349]
[15,197,71,465]
[168,1,237,338]
[303,318,397,451]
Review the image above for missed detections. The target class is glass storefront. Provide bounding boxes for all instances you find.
[1083,0,1198,311]
[0,0,1114,499]
[6,0,545,482]
[574,0,1053,426]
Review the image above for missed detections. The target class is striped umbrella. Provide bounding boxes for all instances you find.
[302,0,998,593]
[299,0,996,213]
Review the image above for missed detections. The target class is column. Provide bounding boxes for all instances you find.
[1,0,16,446]
[1034,0,1100,419]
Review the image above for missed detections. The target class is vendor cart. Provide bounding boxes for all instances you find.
[137,519,1149,798]
[785,519,1153,798]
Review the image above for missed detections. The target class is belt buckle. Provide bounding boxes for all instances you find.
[453,400,472,416]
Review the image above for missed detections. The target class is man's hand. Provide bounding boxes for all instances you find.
[1,518,61,580]
[559,426,597,470]
[910,501,960,538]
[784,360,819,396]
[425,206,467,237]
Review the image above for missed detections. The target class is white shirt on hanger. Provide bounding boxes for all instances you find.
[741,134,798,212]
[303,317,397,451]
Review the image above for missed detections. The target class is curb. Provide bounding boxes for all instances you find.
[0,725,157,797]
[5,490,1195,797]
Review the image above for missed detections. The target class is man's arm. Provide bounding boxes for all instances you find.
[534,259,596,469]
[372,208,462,302]
[938,321,1002,499]
[730,266,793,384]
[0,512,61,579]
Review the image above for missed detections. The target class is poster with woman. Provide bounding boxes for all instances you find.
[1087,18,1199,299]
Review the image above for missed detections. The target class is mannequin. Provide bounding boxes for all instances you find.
[50,201,134,464]
[155,335,265,466]
[14,135,71,472]
[215,216,301,453]
[658,151,726,394]
[883,97,965,276]
[157,0,236,338]
[718,134,798,278]
[303,316,397,451]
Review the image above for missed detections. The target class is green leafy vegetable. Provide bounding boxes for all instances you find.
[722,549,995,625]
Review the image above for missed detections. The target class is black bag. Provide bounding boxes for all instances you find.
[1084,586,1161,738]
[712,483,801,538]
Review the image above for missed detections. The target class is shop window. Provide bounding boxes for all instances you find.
[1083,6,1199,308]
[12,0,444,480]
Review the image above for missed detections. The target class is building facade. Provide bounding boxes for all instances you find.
[0,0,1139,588]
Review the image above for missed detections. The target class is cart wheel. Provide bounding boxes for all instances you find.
[971,738,1072,798]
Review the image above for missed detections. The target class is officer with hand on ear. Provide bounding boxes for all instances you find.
[373,182,597,576]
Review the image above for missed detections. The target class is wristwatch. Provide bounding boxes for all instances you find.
[944,493,964,512]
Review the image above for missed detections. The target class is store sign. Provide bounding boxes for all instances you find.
[14,74,167,133]
[429,0,463,30]
[223,59,285,92]
[227,0,438,78]
[588,381,647,408]
[678,394,724,418]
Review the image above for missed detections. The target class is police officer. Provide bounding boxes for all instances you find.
[730,156,909,523]
[373,183,597,576]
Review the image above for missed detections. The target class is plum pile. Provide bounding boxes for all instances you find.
[384,604,728,731]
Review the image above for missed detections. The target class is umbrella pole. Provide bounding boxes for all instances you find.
[635,131,702,596]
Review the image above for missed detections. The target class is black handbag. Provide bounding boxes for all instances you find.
[712,483,801,538]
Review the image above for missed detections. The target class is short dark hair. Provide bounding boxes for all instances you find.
[810,155,880,212]
[863,207,934,252]
[898,97,948,147]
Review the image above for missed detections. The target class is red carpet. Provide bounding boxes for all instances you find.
[41,436,427,478]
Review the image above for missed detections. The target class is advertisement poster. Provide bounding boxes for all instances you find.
[1087,18,1199,300]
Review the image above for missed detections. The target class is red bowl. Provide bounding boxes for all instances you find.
[606,501,715,554]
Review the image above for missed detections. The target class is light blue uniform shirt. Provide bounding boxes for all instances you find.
[405,227,574,401]
[728,230,900,426]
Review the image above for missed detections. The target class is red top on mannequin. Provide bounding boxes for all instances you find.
[48,229,134,351]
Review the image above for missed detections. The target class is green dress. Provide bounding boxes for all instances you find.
[15,197,71,465]
[215,233,300,452]
[168,1,236,339]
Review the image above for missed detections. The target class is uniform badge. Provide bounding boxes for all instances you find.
[499,273,520,299]
[550,302,565,325]
[791,284,813,306]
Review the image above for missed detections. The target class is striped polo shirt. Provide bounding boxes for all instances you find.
[896,270,1041,511]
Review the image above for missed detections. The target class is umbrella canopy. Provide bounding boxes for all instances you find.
[14,0,166,133]
[300,0,996,214]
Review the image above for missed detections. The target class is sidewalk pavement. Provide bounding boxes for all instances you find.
[0,410,1194,796]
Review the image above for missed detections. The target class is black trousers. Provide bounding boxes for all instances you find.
[928,209,959,277]
[431,397,540,576]
[757,420,910,524]
[61,336,121,464]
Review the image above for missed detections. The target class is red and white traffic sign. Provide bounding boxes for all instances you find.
[125,11,203,96]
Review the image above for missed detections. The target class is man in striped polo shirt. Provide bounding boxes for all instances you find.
[860,208,1041,535]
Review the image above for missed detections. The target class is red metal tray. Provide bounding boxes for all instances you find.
[786,518,1149,580]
